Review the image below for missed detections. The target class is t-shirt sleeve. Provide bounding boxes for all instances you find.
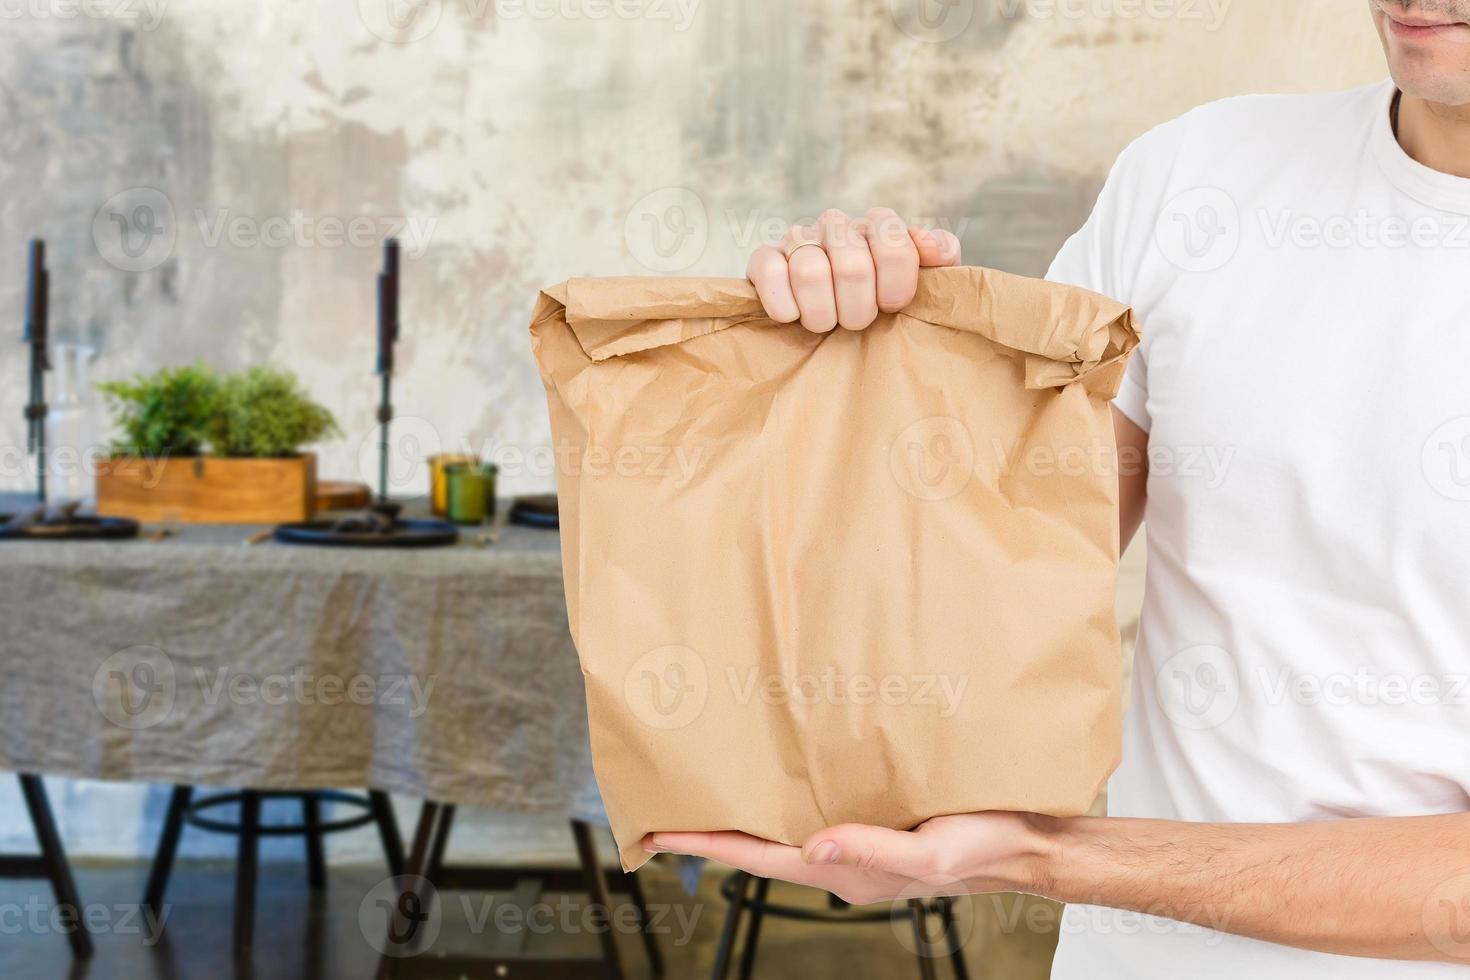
[1046,117,1190,434]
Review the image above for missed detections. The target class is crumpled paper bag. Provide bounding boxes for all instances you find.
[530,267,1139,871]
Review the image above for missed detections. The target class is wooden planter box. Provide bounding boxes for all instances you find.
[96,454,317,525]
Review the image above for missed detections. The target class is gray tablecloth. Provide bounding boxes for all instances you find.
[0,494,602,817]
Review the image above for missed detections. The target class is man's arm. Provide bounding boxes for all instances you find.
[648,808,1470,965]
[1039,811,1470,962]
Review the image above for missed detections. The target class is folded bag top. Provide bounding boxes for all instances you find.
[541,266,1137,397]
[531,266,1139,871]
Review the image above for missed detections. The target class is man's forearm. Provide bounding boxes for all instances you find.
[1031,812,1470,963]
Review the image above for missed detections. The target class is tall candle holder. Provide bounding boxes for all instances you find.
[273,240,458,548]
[2,239,139,540]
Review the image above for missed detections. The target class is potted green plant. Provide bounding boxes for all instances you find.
[95,364,340,524]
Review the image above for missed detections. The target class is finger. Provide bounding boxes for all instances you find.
[746,245,800,323]
[801,824,939,879]
[818,209,878,330]
[909,227,962,268]
[643,831,814,882]
[783,224,838,333]
[863,207,921,313]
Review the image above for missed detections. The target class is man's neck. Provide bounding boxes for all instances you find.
[1396,93,1470,179]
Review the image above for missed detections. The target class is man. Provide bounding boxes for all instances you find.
[643,1,1470,975]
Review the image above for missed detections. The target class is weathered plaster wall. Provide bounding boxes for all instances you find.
[1,0,1384,499]
[0,0,1387,863]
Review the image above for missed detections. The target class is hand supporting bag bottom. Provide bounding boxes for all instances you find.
[530,267,1140,871]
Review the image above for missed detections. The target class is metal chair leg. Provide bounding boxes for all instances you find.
[737,876,771,980]
[17,774,92,959]
[143,785,193,917]
[711,871,753,980]
[625,866,666,978]
[302,792,327,891]
[909,899,939,980]
[939,897,970,980]
[571,819,627,980]
[426,804,456,881]
[369,790,406,877]
[382,799,443,962]
[233,791,261,964]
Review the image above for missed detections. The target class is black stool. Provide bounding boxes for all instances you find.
[143,785,405,964]
[0,774,92,958]
[711,872,970,980]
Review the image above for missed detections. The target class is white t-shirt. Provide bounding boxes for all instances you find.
[1045,80,1470,978]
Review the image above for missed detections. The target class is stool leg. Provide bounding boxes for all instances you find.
[625,868,666,978]
[710,872,753,980]
[938,898,970,980]
[426,805,456,881]
[233,791,261,965]
[384,800,442,958]
[144,785,193,918]
[368,791,406,877]
[736,876,771,980]
[18,775,92,959]
[571,819,626,980]
[908,900,938,980]
[302,792,327,891]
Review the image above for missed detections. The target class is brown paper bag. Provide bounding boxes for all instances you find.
[530,267,1139,870]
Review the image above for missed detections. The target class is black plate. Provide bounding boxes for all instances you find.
[273,518,460,549]
[510,508,559,529]
[509,494,559,529]
[0,515,142,541]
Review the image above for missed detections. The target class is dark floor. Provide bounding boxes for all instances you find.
[0,858,1060,980]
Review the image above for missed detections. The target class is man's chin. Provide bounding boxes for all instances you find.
[1389,61,1470,109]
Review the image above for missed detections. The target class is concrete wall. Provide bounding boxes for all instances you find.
[0,0,1387,860]
[1,0,1384,498]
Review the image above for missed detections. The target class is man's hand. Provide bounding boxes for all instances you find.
[642,812,1049,906]
[746,208,963,333]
